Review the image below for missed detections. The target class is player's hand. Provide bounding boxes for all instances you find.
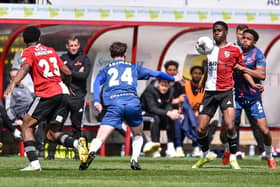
[4,83,16,96]
[253,83,264,92]
[68,88,76,96]
[174,74,183,82]
[94,102,103,113]
[166,109,180,120]
[79,66,84,72]
[14,119,23,126]
[234,63,245,71]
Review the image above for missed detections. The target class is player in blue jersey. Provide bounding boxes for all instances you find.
[79,42,175,170]
[234,29,277,169]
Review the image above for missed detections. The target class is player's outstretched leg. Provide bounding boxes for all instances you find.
[130,135,143,170]
[77,137,89,163]
[79,151,96,170]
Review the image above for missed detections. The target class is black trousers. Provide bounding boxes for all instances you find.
[68,95,85,139]
[145,114,175,143]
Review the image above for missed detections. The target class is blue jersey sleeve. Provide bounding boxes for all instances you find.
[256,49,266,67]
[137,65,174,81]
[93,69,106,103]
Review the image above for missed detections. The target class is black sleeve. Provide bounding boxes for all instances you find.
[172,82,185,98]
[141,85,168,116]
[71,55,91,80]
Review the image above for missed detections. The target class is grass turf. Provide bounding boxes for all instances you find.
[0,156,280,187]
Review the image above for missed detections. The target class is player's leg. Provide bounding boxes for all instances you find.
[130,124,144,170]
[20,96,56,171]
[20,114,41,171]
[80,105,118,170]
[126,102,144,170]
[247,117,265,158]
[247,100,277,169]
[221,103,241,165]
[223,107,240,169]
[192,92,218,168]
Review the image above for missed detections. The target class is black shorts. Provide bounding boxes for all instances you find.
[199,89,234,117]
[27,94,69,129]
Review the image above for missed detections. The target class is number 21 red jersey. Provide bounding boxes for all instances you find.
[21,44,69,98]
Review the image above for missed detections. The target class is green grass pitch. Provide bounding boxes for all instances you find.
[0,156,280,187]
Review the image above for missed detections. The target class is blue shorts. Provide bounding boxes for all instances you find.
[235,98,266,124]
[101,102,143,129]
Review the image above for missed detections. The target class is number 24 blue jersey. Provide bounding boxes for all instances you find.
[94,60,174,106]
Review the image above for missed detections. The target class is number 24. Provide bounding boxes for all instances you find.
[108,67,133,87]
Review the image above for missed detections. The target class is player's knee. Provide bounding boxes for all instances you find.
[197,126,207,135]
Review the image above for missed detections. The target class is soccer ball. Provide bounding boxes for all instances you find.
[195,36,215,55]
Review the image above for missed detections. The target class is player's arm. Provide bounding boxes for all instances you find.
[137,66,175,81]
[149,71,175,81]
[200,63,208,92]
[71,56,91,80]
[234,50,266,80]
[93,71,106,113]
[4,64,30,96]
[242,73,264,91]
[235,65,265,80]
[59,64,72,87]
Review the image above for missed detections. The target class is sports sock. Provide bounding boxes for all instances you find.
[24,140,39,162]
[227,133,238,154]
[203,150,210,157]
[224,143,230,152]
[131,136,143,162]
[73,140,78,149]
[230,154,237,161]
[89,138,102,153]
[58,133,75,148]
[198,132,209,153]
[30,160,41,168]
[264,145,273,159]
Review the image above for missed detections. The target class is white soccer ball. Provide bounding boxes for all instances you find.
[195,36,215,55]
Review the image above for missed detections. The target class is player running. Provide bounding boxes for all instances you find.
[79,42,175,170]
[4,26,88,171]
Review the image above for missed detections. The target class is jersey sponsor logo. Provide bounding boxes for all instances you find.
[224,51,230,58]
[56,115,63,123]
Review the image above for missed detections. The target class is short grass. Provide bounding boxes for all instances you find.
[0,156,280,187]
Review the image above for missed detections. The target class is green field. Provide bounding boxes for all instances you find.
[0,156,280,187]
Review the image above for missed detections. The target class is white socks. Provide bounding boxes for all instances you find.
[264,145,273,159]
[73,140,78,149]
[230,154,237,161]
[203,150,210,157]
[224,143,229,152]
[131,136,143,162]
[89,138,102,153]
[31,160,41,168]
